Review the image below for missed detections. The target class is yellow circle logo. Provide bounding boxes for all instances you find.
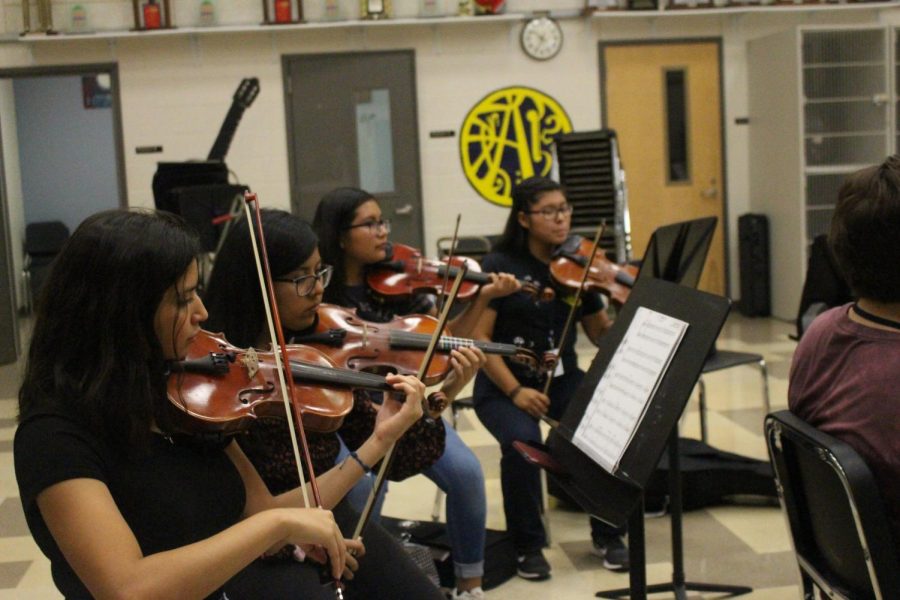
[460,87,573,207]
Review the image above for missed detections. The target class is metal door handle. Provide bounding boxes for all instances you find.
[395,204,414,216]
[700,178,718,199]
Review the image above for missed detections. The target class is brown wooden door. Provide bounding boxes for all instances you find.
[602,41,726,295]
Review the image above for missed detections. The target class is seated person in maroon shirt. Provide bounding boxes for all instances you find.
[788,154,900,553]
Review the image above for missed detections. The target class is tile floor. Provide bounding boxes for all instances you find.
[0,313,803,599]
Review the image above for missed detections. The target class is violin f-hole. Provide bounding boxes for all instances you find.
[239,382,276,405]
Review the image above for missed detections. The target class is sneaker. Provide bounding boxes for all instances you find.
[592,536,630,572]
[516,551,551,581]
[451,587,485,600]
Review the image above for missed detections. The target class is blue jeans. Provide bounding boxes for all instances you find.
[474,369,624,554]
[338,418,486,579]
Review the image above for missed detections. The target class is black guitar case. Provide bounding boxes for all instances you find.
[644,437,778,512]
[548,437,777,513]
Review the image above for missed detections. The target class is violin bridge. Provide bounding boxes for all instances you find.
[241,347,260,379]
[362,322,369,348]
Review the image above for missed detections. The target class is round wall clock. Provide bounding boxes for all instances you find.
[520,16,563,61]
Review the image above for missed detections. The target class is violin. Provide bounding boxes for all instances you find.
[166,330,400,435]
[367,242,552,302]
[290,304,544,386]
[549,236,638,307]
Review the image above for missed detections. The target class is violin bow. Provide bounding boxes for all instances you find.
[539,222,606,429]
[352,263,468,540]
[242,192,343,599]
[436,214,462,315]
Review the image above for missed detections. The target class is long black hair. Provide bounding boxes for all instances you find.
[204,208,318,348]
[312,187,375,304]
[494,176,564,254]
[18,209,201,452]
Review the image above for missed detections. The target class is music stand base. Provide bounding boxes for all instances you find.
[596,581,753,600]
[595,433,753,600]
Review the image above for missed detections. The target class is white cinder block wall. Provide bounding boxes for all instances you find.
[0,1,895,305]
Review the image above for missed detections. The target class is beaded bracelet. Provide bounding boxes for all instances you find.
[349,450,374,475]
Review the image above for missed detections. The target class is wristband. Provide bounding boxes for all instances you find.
[348,450,373,475]
[508,385,523,401]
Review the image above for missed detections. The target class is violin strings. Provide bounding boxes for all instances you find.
[328,328,517,355]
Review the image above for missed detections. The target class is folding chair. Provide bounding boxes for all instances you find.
[435,235,494,262]
[696,349,770,442]
[765,410,900,599]
[22,220,70,313]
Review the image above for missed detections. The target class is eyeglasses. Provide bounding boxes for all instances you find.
[343,218,392,235]
[525,203,573,221]
[274,265,333,297]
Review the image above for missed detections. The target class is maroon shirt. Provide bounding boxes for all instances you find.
[789,304,900,550]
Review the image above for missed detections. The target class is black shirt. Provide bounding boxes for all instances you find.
[15,410,245,599]
[476,248,603,389]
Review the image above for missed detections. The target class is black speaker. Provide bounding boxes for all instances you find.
[738,213,770,317]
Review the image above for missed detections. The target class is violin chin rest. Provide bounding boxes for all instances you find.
[425,390,448,414]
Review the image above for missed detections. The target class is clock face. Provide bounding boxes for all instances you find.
[520,17,563,61]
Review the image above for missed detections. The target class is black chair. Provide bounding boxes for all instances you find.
[765,410,900,600]
[435,235,498,262]
[696,348,769,443]
[22,220,70,313]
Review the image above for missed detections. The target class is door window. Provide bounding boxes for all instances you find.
[355,88,395,194]
[664,68,690,184]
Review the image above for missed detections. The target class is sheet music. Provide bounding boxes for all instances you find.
[572,307,688,473]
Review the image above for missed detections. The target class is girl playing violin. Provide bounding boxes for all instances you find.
[14,209,389,599]
[469,177,627,581]
[204,209,457,599]
[313,188,520,600]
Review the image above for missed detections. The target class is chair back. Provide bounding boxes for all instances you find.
[436,235,496,263]
[765,410,900,599]
[24,221,69,257]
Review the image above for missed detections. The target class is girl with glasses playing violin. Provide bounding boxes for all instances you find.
[313,187,522,600]
[14,210,379,600]
[204,208,452,599]
[469,177,628,581]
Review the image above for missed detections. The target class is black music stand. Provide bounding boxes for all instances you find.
[516,276,741,600]
[635,216,717,290]
[605,216,750,599]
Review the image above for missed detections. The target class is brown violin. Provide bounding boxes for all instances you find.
[367,242,552,303]
[549,236,638,307]
[166,330,400,435]
[289,304,544,386]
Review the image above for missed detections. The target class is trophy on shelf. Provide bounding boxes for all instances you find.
[262,0,304,24]
[21,0,57,35]
[361,0,392,19]
[131,0,174,30]
[584,0,625,12]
